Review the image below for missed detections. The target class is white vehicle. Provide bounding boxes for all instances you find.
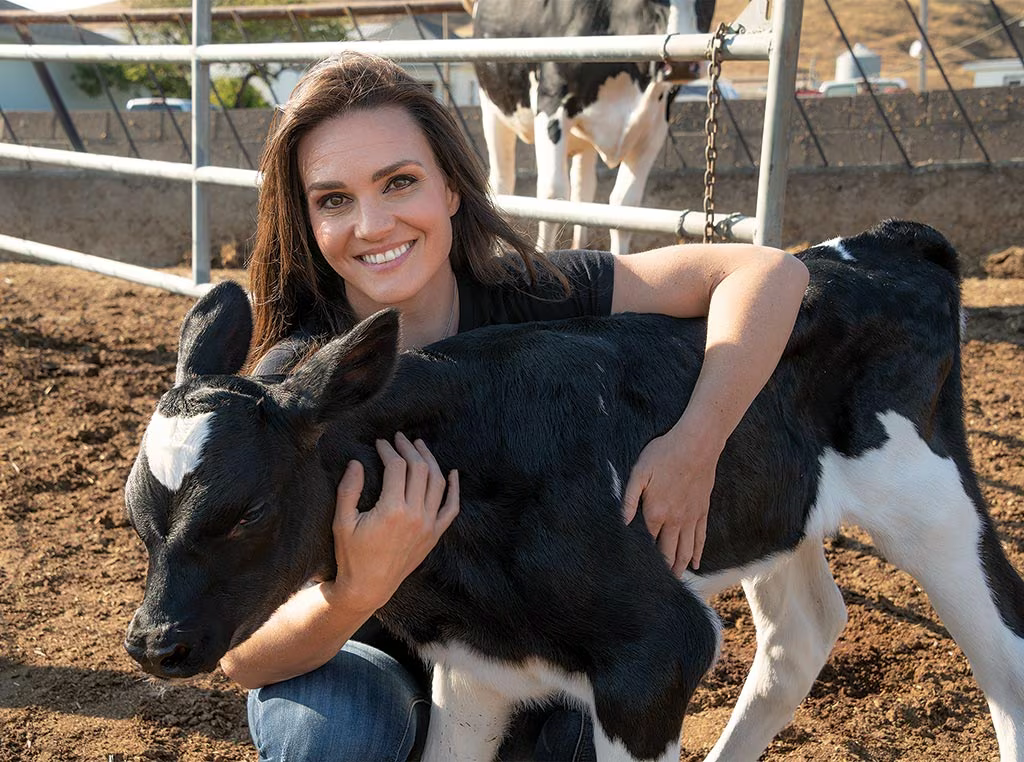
[125,97,192,112]
[673,77,740,101]
[817,78,907,97]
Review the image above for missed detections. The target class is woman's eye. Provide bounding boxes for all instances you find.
[319,193,348,210]
[387,175,417,192]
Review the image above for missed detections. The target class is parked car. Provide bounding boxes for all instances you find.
[125,97,192,112]
[673,77,740,101]
[816,78,908,97]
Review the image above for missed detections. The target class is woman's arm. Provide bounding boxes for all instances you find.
[220,434,459,689]
[612,243,809,574]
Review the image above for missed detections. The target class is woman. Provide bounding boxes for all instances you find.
[220,52,809,761]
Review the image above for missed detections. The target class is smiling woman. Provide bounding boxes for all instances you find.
[229,50,808,762]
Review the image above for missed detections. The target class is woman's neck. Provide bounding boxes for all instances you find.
[348,270,459,351]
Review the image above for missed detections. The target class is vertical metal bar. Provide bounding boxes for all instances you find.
[754,0,804,247]
[14,23,85,152]
[192,0,212,286]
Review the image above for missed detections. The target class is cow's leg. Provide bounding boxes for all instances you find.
[703,541,847,762]
[607,106,670,255]
[569,146,598,249]
[422,661,515,762]
[479,89,518,197]
[533,105,570,251]
[842,413,1024,761]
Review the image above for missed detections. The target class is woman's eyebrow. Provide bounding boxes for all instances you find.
[305,160,425,193]
[372,160,425,182]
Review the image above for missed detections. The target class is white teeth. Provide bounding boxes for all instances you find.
[361,242,412,265]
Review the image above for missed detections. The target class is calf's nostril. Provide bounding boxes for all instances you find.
[158,642,192,671]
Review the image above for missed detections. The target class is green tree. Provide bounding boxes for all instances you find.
[71,0,350,107]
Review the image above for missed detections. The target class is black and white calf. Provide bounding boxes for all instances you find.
[124,220,1024,762]
[471,0,715,254]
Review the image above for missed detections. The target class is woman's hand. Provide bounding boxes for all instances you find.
[622,420,717,576]
[325,432,460,614]
[219,434,457,689]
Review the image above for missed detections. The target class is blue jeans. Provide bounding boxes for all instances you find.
[247,641,596,761]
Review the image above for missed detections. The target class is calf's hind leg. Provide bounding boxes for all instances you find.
[840,413,1024,761]
[703,541,848,762]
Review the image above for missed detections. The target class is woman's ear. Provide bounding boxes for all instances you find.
[446,182,461,217]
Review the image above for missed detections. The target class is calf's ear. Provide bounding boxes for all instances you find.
[175,281,254,385]
[280,309,401,422]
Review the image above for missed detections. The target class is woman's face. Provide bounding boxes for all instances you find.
[298,106,460,317]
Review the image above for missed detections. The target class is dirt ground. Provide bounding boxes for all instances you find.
[0,250,1022,762]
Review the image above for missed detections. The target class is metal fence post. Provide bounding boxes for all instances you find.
[191,0,212,285]
[754,0,804,247]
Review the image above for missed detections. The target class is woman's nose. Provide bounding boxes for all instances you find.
[354,199,395,240]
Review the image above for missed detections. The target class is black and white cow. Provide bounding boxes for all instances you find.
[471,0,715,254]
[124,220,1024,762]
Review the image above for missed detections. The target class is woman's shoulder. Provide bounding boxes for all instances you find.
[457,249,615,330]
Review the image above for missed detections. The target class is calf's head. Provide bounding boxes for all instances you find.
[123,281,400,678]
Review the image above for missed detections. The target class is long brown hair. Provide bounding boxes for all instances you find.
[247,52,551,365]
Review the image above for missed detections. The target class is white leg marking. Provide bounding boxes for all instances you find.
[420,642,596,762]
[704,542,847,762]
[479,89,518,197]
[144,410,214,491]
[814,411,1024,761]
[534,106,571,250]
[570,148,598,248]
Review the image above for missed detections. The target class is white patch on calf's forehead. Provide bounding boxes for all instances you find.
[144,410,215,491]
[818,236,855,261]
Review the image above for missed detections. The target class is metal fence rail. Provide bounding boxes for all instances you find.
[0,0,804,293]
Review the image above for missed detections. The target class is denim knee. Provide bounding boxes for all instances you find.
[247,641,429,762]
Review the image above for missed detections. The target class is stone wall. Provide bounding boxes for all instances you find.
[0,86,1021,274]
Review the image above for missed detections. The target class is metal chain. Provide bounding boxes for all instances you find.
[703,22,728,244]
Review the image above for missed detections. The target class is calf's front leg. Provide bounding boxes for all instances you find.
[422,661,516,762]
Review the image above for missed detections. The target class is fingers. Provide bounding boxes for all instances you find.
[376,437,407,508]
[411,437,447,513]
[670,527,694,577]
[436,469,460,533]
[691,515,707,571]
[621,470,647,524]
[334,459,364,528]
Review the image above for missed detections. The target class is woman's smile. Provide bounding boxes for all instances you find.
[358,240,415,267]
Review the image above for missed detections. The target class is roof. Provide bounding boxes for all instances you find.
[0,1,122,45]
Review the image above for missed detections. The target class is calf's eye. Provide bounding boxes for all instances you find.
[231,503,266,535]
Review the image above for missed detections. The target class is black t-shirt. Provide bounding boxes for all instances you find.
[253,249,615,376]
[250,249,615,687]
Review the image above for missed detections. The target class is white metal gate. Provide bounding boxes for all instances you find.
[0,0,804,297]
